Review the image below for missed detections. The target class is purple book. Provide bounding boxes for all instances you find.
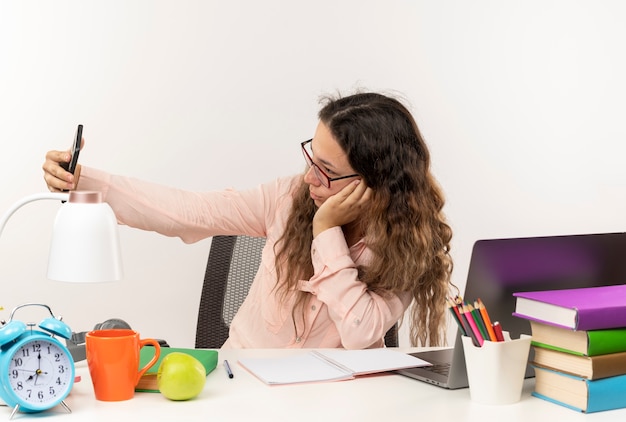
[513,284,626,331]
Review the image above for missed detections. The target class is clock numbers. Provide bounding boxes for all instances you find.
[5,338,74,406]
[0,304,75,414]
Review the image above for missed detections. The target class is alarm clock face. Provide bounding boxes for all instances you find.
[4,337,74,410]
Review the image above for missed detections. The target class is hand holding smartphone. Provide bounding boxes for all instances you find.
[60,124,83,174]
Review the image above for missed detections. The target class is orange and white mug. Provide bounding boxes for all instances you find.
[85,329,161,401]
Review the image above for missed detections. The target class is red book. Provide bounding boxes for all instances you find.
[513,284,626,331]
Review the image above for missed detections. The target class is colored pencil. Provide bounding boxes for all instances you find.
[458,307,480,346]
[467,303,489,341]
[446,297,467,336]
[461,304,484,346]
[476,299,498,341]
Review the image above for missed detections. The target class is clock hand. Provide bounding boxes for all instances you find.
[33,353,41,384]
[32,353,49,385]
[14,369,37,374]
[14,368,37,383]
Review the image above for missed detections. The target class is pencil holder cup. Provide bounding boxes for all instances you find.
[461,331,531,405]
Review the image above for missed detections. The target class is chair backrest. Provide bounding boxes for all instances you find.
[195,235,399,348]
[195,235,266,348]
[384,322,399,348]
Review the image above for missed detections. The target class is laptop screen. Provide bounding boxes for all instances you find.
[462,232,626,342]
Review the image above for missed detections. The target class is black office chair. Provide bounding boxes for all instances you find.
[194,235,399,349]
[195,235,265,349]
[384,323,399,348]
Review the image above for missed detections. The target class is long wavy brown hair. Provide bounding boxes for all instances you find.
[274,92,454,346]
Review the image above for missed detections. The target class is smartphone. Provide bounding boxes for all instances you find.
[60,124,83,174]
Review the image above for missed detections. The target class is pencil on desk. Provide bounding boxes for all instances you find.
[475,299,497,342]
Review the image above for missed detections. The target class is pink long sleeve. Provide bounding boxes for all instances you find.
[79,166,410,349]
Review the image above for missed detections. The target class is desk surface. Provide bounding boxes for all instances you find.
[10,348,625,421]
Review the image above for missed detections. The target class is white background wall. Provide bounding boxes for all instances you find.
[1,0,625,347]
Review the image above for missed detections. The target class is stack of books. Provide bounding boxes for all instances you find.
[513,284,626,413]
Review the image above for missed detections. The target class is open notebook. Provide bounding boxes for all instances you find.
[395,232,626,389]
[239,348,430,385]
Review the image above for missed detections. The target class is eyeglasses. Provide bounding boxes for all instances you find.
[300,139,359,188]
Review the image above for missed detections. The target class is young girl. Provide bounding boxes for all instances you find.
[43,92,454,348]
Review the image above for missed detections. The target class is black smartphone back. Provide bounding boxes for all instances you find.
[61,124,82,174]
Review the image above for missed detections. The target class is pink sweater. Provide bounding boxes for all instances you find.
[79,167,411,348]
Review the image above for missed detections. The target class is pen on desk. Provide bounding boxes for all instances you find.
[223,359,234,379]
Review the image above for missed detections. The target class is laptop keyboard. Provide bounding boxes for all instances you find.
[422,363,450,376]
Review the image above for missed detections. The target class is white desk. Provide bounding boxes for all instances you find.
[11,348,625,421]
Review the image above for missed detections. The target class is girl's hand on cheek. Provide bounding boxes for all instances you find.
[313,180,372,237]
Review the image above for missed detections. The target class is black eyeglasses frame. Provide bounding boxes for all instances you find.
[300,139,359,188]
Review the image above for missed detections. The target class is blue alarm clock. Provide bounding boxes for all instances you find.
[0,303,75,418]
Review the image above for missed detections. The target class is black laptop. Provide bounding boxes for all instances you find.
[396,232,626,389]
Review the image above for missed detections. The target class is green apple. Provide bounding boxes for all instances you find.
[157,352,207,401]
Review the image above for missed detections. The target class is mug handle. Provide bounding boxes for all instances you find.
[136,339,162,383]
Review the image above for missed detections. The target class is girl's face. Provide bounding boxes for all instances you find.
[303,122,360,207]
